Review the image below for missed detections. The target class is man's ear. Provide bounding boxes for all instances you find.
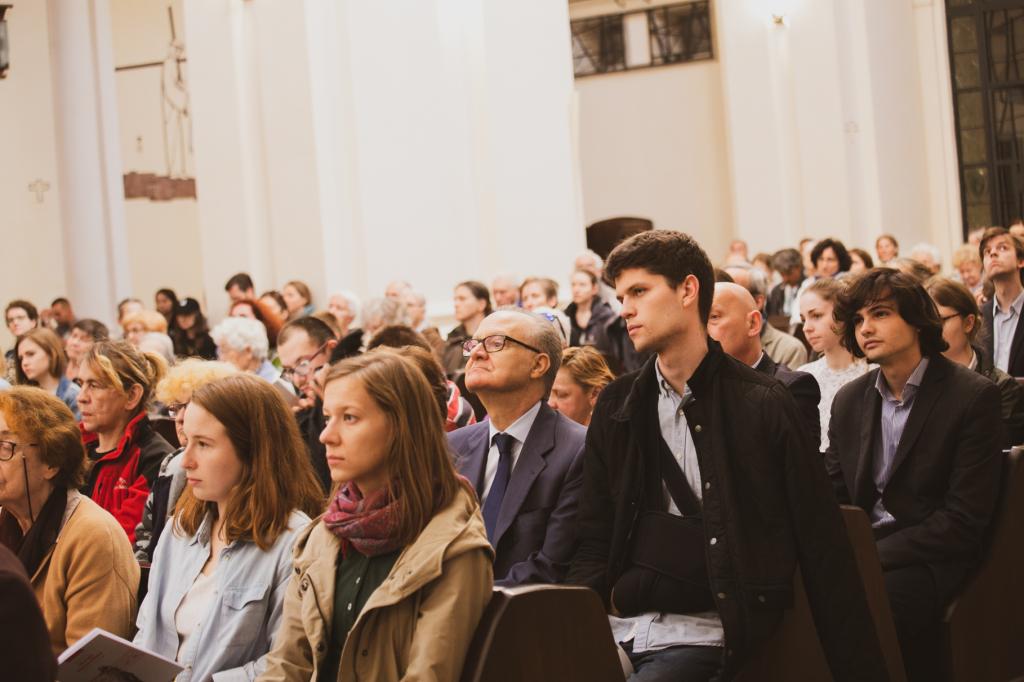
[679,274,700,309]
[531,352,551,381]
[748,310,763,337]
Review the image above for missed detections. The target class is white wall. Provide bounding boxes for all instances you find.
[575,62,735,263]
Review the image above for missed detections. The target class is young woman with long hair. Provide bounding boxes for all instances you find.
[262,349,493,681]
[134,374,323,680]
[15,328,80,419]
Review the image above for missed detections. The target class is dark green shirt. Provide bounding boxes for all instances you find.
[318,547,401,682]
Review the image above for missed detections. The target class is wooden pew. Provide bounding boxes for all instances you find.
[945,447,1024,682]
[736,506,906,682]
[460,584,622,682]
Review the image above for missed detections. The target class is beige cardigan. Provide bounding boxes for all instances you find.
[30,490,140,653]
[259,486,494,682]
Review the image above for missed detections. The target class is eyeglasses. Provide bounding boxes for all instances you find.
[281,342,329,381]
[0,440,38,462]
[463,334,542,357]
[167,402,189,419]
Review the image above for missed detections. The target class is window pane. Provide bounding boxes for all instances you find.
[961,127,988,165]
[647,2,712,66]
[955,52,981,89]
[959,91,985,129]
[952,17,978,54]
[572,15,626,77]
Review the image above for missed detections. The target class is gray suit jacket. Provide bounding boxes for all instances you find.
[448,402,586,586]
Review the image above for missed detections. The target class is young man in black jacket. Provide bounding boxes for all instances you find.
[566,230,886,681]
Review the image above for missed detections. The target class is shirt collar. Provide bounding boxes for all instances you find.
[488,400,543,446]
[874,356,930,404]
[750,351,765,369]
[996,289,1024,316]
[654,358,694,405]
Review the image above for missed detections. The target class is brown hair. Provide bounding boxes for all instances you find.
[520,277,559,303]
[455,281,493,316]
[173,374,324,549]
[561,346,615,392]
[926,277,983,346]
[0,387,87,489]
[804,276,845,304]
[322,349,473,546]
[284,280,313,308]
[82,340,168,416]
[979,226,1024,262]
[14,328,67,384]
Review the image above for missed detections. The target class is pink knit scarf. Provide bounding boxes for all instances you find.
[322,482,403,558]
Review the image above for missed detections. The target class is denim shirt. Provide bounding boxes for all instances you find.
[134,509,311,681]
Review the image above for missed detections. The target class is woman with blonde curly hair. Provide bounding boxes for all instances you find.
[547,345,615,426]
[77,340,176,541]
[0,387,139,652]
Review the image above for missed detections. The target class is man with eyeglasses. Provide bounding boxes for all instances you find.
[447,309,585,586]
[277,317,338,493]
[980,227,1024,376]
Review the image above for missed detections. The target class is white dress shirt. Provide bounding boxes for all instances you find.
[481,400,542,503]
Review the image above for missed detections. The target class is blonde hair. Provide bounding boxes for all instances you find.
[174,374,324,549]
[155,358,238,405]
[952,243,982,269]
[83,340,168,415]
[322,348,474,546]
[121,309,168,334]
[561,346,615,392]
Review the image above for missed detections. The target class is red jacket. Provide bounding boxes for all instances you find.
[81,412,174,543]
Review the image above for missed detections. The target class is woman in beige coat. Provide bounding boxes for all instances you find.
[0,387,139,653]
[260,348,493,682]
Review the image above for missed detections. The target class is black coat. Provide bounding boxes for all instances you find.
[0,545,56,682]
[754,352,820,446]
[974,344,1024,448]
[824,354,1003,602]
[567,342,886,680]
[982,297,1024,377]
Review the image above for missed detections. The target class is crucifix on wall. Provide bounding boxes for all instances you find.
[28,179,50,203]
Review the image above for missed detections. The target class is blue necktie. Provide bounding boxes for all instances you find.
[482,432,516,543]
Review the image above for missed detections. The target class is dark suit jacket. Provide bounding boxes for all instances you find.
[448,402,585,586]
[824,355,1003,600]
[755,353,820,445]
[0,545,57,682]
[982,297,1024,377]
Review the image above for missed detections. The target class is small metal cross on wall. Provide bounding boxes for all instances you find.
[28,179,51,203]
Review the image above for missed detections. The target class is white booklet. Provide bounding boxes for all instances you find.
[57,628,183,682]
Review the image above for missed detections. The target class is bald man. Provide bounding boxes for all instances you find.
[725,264,808,368]
[709,283,821,445]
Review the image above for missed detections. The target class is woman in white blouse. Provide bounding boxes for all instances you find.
[134,374,323,681]
[797,278,873,451]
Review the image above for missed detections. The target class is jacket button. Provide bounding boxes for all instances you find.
[694,424,702,433]
[709,537,718,546]
[294,566,301,575]
[704,481,710,490]
[300,578,310,591]
[716,592,727,600]
[758,594,766,603]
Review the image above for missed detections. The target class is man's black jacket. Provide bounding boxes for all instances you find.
[754,352,820,447]
[567,341,886,680]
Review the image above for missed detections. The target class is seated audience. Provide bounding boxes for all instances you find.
[798,278,872,450]
[565,268,616,348]
[366,325,476,432]
[532,306,572,348]
[224,272,256,304]
[137,332,176,367]
[789,237,853,328]
[170,298,216,360]
[952,244,983,295]
[259,290,288,321]
[751,252,774,281]
[492,273,521,308]
[229,297,284,349]
[65,320,110,387]
[44,298,76,339]
[0,387,139,653]
[892,257,936,283]
[766,248,805,319]
[210,316,293,400]
[575,249,621,312]
[927,277,1024,448]
[261,350,493,681]
[0,544,57,682]
[277,317,338,492]
[327,290,361,338]
[448,309,585,585]
[361,297,410,341]
[154,288,179,324]
[980,227,1024,376]
[282,280,315,321]
[567,230,884,681]
[728,264,808,368]
[849,248,874,273]
[133,359,238,565]
[709,282,820,443]
[135,375,321,679]
[5,299,39,379]
[876,233,899,265]
[78,340,175,541]
[15,328,80,419]
[441,281,492,379]
[520,276,560,312]
[121,309,169,347]
[909,242,942,275]
[116,298,144,332]
[826,269,1003,682]
[548,345,614,426]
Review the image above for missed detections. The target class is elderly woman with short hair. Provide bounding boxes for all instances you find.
[0,387,139,653]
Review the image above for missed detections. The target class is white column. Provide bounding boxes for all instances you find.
[49,0,131,325]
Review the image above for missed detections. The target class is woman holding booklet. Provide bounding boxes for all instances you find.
[134,374,323,681]
[259,349,494,682]
[0,386,139,653]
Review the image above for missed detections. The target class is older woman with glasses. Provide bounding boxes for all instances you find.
[0,387,139,653]
[132,359,238,566]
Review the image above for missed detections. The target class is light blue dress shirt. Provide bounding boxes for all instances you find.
[993,290,1024,373]
[134,509,311,681]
